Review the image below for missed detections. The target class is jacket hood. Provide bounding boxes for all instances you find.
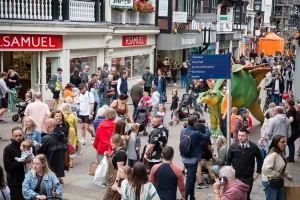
[275,114,288,123]
[48,130,65,140]
[100,119,116,129]
[230,179,250,192]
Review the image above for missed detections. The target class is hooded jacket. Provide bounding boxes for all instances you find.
[221,179,249,200]
[94,119,116,154]
[37,130,67,178]
[267,114,291,140]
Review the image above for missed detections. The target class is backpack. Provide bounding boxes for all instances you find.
[179,132,192,157]
[48,74,58,91]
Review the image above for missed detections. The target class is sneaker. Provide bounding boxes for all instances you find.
[169,122,173,126]
[286,158,295,163]
[81,139,86,145]
[197,182,208,189]
[101,183,107,188]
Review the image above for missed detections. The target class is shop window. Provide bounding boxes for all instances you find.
[132,55,150,77]
[203,0,217,13]
[70,56,97,76]
[111,57,132,78]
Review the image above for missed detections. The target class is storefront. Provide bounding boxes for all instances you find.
[156,33,203,72]
[103,34,157,89]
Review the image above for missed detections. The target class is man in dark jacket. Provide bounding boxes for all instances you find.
[266,72,284,105]
[180,115,211,199]
[117,70,128,95]
[3,127,31,200]
[37,118,67,182]
[130,79,144,117]
[226,128,263,200]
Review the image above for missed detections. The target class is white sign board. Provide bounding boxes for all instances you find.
[158,0,168,17]
[217,15,232,32]
[173,12,187,23]
[110,0,133,8]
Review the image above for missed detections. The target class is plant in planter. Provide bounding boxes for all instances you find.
[132,0,155,13]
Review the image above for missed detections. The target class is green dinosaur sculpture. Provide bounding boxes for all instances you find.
[198,64,271,136]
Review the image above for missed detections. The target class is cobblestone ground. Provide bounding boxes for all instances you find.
[1,85,300,200]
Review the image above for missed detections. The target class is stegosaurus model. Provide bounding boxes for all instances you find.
[198,63,271,137]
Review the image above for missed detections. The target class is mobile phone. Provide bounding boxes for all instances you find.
[219,177,227,184]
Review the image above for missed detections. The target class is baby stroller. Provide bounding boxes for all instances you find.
[175,92,202,120]
[12,99,28,122]
[134,104,151,136]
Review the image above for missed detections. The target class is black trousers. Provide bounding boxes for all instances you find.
[144,86,151,95]
[219,114,227,138]
[236,176,253,200]
[10,185,24,200]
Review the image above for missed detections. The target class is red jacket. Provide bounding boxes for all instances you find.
[94,119,116,154]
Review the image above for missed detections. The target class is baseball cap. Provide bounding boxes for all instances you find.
[238,107,247,115]
[57,67,63,71]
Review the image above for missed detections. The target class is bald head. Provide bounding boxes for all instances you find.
[45,118,57,132]
[34,92,42,100]
[274,106,284,115]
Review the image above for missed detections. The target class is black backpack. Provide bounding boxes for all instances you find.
[47,74,58,91]
[179,132,192,157]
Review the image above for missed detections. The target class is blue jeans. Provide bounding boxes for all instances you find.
[184,162,198,200]
[210,165,219,176]
[181,75,187,87]
[272,94,282,105]
[132,100,139,118]
[262,181,285,200]
[152,106,158,118]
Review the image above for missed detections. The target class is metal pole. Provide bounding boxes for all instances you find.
[226,79,231,147]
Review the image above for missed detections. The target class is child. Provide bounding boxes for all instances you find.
[25,92,32,104]
[15,140,34,172]
[230,107,238,144]
[157,104,166,126]
[112,166,132,194]
[169,89,180,125]
[139,92,152,107]
[246,109,253,132]
[151,86,160,118]
[166,69,172,86]
[127,123,141,168]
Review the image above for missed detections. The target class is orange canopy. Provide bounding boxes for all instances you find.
[257,33,284,56]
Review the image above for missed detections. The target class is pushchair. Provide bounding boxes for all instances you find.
[134,105,151,136]
[12,99,28,122]
[174,92,203,120]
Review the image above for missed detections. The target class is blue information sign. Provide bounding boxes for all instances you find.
[188,54,231,79]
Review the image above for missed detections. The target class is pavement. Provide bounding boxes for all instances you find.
[1,82,300,200]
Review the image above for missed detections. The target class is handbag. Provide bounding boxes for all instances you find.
[68,143,75,154]
[64,149,70,171]
[107,88,115,97]
[89,162,99,176]
[264,154,286,191]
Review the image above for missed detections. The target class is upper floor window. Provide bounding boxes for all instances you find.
[203,0,217,13]
[234,2,247,24]
[176,0,200,20]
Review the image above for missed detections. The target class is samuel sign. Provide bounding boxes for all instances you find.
[110,0,133,8]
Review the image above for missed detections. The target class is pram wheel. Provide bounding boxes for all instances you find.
[12,115,19,122]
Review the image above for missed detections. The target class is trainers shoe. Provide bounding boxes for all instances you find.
[197,182,208,189]
[286,158,295,163]
[101,183,107,188]
[81,139,86,145]
[169,122,173,126]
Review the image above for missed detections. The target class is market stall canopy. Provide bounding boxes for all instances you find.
[257,33,284,56]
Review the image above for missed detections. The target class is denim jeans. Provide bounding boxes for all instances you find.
[272,94,282,105]
[210,165,219,176]
[152,106,158,118]
[287,130,299,160]
[286,80,293,93]
[181,75,187,87]
[262,181,285,200]
[132,100,139,118]
[184,162,198,200]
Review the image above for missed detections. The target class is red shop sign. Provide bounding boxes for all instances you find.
[122,35,147,46]
[0,34,63,49]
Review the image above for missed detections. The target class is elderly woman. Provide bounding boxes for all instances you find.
[22,154,63,199]
[61,103,77,168]
[93,105,109,131]
[23,116,42,144]
[94,108,117,187]
[210,136,227,176]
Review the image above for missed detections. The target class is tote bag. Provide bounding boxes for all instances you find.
[285,183,300,200]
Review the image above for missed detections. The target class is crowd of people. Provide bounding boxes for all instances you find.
[0,49,299,200]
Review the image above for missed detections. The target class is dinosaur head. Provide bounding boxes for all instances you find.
[198,90,223,106]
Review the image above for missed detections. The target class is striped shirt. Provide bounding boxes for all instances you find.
[121,181,160,200]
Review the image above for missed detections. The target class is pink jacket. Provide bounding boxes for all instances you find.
[221,179,249,200]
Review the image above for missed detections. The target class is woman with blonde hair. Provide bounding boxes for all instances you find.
[61,103,77,168]
[180,62,188,88]
[22,154,63,199]
[210,136,227,176]
[23,116,42,144]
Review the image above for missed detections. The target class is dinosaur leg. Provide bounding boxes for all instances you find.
[248,99,264,123]
[214,117,223,137]
[208,107,217,134]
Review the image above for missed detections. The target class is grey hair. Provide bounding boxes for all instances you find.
[219,166,235,181]
[111,67,116,71]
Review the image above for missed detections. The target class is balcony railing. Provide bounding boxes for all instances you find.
[111,9,155,25]
[0,0,102,22]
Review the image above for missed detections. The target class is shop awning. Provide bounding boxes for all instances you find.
[156,33,203,51]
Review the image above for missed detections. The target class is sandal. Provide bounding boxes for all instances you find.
[69,163,73,168]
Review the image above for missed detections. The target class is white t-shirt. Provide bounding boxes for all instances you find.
[75,91,95,116]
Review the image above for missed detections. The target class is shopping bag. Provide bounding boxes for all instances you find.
[89,162,99,176]
[68,143,75,154]
[285,183,300,200]
[93,157,108,186]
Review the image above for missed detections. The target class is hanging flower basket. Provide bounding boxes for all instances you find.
[132,0,155,13]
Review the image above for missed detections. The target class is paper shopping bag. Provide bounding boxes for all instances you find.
[285,184,300,200]
[89,162,99,176]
